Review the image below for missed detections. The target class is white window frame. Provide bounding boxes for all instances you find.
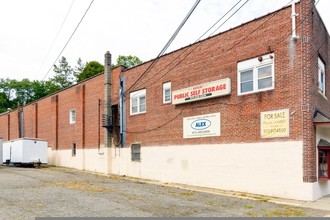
[163,82,171,104]
[237,53,275,95]
[69,109,76,124]
[130,89,146,115]
[318,57,326,97]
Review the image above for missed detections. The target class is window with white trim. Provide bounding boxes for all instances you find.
[163,82,171,104]
[318,57,326,96]
[130,89,146,115]
[69,109,76,124]
[238,53,275,95]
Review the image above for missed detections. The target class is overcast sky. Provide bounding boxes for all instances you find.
[0,0,329,81]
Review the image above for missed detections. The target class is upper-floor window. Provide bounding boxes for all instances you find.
[70,109,76,124]
[318,57,326,96]
[163,82,171,104]
[130,89,146,115]
[237,53,274,95]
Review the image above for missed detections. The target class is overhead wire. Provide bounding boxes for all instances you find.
[129,0,251,96]
[41,0,95,81]
[125,0,256,134]
[125,0,201,94]
[122,0,323,135]
[125,0,306,134]
[126,0,249,99]
[35,0,75,80]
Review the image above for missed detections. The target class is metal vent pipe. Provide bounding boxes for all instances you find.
[104,51,112,148]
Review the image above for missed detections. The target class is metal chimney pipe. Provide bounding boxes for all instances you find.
[104,51,112,149]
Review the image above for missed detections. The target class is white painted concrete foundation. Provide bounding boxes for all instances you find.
[48,147,109,174]
[47,141,330,201]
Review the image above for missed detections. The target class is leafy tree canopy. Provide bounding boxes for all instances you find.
[114,55,142,68]
[76,61,104,82]
[0,54,142,113]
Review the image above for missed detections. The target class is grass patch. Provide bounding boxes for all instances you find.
[179,192,194,197]
[204,200,216,206]
[264,207,305,217]
[247,212,259,217]
[244,205,253,209]
[52,181,113,192]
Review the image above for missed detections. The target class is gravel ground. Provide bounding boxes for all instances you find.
[0,165,329,219]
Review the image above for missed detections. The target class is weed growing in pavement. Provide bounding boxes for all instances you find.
[263,206,305,217]
[244,205,253,209]
[51,181,113,192]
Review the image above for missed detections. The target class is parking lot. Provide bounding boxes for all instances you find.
[0,165,329,219]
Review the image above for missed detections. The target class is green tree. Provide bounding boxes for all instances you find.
[0,78,61,113]
[51,56,75,89]
[115,55,142,68]
[74,58,85,78]
[10,78,34,105]
[0,78,15,100]
[76,61,104,82]
[0,92,11,113]
[30,80,60,101]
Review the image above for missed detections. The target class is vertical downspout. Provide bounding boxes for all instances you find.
[7,114,10,141]
[17,103,21,138]
[104,51,113,174]
[291,0,298,40]
[35,103,38,138]
[119,78,126,147]
[81,84,86,169]
[18,103,24,138]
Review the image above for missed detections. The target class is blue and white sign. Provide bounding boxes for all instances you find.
[183,113,220,139]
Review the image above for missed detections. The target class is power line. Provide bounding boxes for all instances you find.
[124,0,299,134]
[131,0,251,93]
[209,0,250,36]
[41,0,94,81]
[126,0,248,95]
[36,0,75,80]
[196,0,245,42]
[125,0,201,94]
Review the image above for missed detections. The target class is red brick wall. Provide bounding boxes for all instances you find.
[122,4,305,147]
[0,67,121,150]
[8,111,19,140]
[38,98,53,145]
[0,114,8,140]
[23,103,37,138]
[301,0,330,182]
[0,2,328,185]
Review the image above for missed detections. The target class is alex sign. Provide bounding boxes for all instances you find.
[260,109,289,138]
[183,113,220,139]
[172,78,231,105]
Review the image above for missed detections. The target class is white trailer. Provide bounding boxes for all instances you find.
[3,138,47,165]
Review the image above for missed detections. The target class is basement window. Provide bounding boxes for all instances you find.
[70,109,76,124]
[237,53,274,95]
[131,143,141,161]
[163,82,171,104]
[130,89,146,115]
[72,143,76,157]
[318,139,330,180]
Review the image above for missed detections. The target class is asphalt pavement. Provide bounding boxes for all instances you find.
[0,165,329,219]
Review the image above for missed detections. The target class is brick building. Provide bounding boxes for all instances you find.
[1,0,330,200]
